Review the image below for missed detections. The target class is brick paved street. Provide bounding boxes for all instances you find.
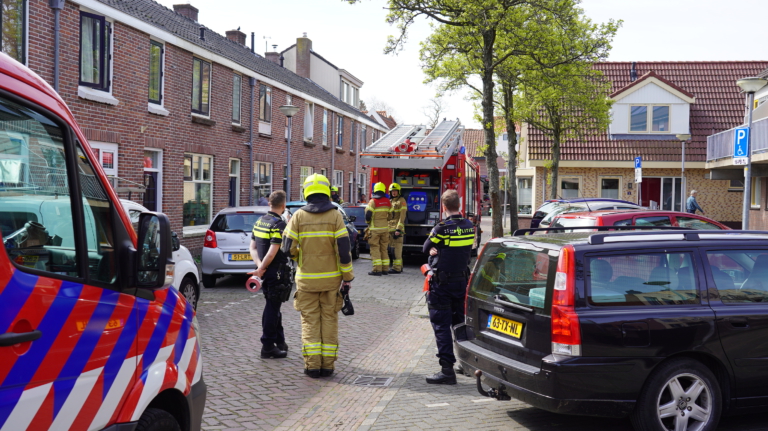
[195,219,765,430]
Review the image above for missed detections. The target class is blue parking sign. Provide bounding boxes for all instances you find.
[634,156,642,169]
[734,127,750,157]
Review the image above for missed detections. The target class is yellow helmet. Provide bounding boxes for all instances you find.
[330,186,339,193]
[303,173,331,199]
[373,182,386,194]
[389,183,401,192]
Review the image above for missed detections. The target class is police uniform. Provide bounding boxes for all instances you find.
[388,184,407,273]
[252,211,290,355]
[422,214,475,384]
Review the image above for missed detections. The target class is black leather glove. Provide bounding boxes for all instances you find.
[340,282,351,296]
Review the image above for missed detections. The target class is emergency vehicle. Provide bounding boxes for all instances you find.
[361,120,482,253]
[0,54,205,430]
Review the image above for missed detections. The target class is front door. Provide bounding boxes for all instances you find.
[143,172,158,211]
[641,177,683,210]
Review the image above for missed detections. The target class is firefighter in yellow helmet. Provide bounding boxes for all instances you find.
[365,182,392,275]
[387,182,407,274]
[281,173,354,378]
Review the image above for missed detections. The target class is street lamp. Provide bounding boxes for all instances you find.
[736,77,768,229]
[676,134,691,213]
[279,104,300,201]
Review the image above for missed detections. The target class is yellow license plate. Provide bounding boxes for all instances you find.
[229,253,251,261]
[14,255,38,267]
[487,314,523,339]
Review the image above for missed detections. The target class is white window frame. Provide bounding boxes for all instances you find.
[517,177,532,215]
[558,176,582,199]
[336,116,344,149]
[599,176,622,200]
[183,153,213,235]
[143,148,163,212]
[229,158,240,206]
[253,161,272,203]
[358,173,367,202]
[333,170,343,197]
[232,74,242,125]
[751,177,761,209]
[322,109,328,146]
[629,104,671,133]
[348,172,354,203]
[90,141,118,177]
[320,168,327,178]
[300,166,314,194]
[304,102,314,141]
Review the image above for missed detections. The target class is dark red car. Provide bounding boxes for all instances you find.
[550,209,730,230]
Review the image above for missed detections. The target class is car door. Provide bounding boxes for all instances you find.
[703,248,768,407]
[0,92,136,430]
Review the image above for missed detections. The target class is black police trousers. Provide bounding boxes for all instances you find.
[261,271,285,348]
[427,281,466,365]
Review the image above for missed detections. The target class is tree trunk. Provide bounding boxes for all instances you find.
[549,131,560,199]
[502,84,519,234]
[481,30,502,238]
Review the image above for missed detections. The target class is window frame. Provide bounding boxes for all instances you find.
[628,104,672,133]
[348,171,354,202]
[191,57,212,116]
[1,0,28,65]
[182,152,213,233]
[259,84,272,123]
[322,109,328,145]
[253,161,272,203]
[333,170,343,197]
[558,176,582,199]
[232,74,242,124]
[90,141,118,177]
[300,166,314,194]
[751,177,762,208]
[143,148,163,212]
[336,116,344,149]
[517,177,533,215]
[350,121,356,152]
[148,40,164,105]
[304,102,314,141]
[599,176,622,200]
[78,11,112,92]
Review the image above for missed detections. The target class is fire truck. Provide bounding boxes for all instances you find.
[361,119,482,254]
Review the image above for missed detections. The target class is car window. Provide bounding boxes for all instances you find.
[211,212,263,232]
[587,252,699,306]
[344,206,366,221]
[677,216,721,230]
[0,95,80,278]
[615,206,637,210]
[707,251,768,303]
[468,243,556,310]
[551,217,596,231]
[634,216,671,226]
[613,218,632,226]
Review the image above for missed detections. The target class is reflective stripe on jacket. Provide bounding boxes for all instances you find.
[389,196,407,231]
[365,197,391,231]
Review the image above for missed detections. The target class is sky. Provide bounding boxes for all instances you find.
[154,0,767,128]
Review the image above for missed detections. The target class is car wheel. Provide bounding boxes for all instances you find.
[135,408,181,431]
[202,274,218,288]
[352,239,360,260]
[631,358,721,431]
[179,275,199,310]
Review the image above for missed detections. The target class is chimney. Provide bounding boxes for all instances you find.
[630,61,638,82]
[226,29,247,46]
[265,52,281,65]
[296,32,312,79]
[173,3,198,21]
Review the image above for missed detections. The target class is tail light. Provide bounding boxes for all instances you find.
[203,229,217,248]
[551,244,581,356]
[595,217,604,227]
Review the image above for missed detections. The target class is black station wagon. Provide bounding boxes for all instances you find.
[455,228,768,431]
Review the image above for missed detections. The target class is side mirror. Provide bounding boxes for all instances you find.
[172,231,180,251]
[348,215,357,222]
[136,212,173,289]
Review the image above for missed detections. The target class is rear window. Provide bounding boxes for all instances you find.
[344,206,366,221]
[469,243,556,310]
[677,216,722,230]
[552,217,596,230]
[211,212,264,232]
[634,216,671,226]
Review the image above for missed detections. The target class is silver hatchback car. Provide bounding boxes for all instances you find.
[201,206,286,287]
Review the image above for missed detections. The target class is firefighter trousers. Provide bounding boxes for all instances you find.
[368,230,390,272]
[294,289,343,370]
[390,234,403,271]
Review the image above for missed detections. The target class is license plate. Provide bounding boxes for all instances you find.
[228,253,251,261]
[487,314,523,339]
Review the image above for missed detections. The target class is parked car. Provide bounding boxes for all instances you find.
[538,200,642,228]
[121,199,202,309]
[550,209,730,231]
[532,198,640,228]
[456,227,768,430]
[285,201,360,259]
[342,205,369,252]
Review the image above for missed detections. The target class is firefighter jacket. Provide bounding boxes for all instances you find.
[281,194,354,291]
[422,214,476,274]
[365,192,391,232]
[389,195,407,233]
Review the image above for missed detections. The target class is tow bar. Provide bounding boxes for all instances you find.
[474,370,511,401]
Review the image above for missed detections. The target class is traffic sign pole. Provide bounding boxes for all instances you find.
[743,94,756,229]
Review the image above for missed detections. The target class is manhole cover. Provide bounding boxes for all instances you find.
[352,375,393,387]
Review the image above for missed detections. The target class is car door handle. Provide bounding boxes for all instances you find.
[0,330,42,347]
[727,317,749,328]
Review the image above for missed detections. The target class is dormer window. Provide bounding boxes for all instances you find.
[630,105,670,133]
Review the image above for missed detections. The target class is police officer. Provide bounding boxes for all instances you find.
[388,183,407,274]
[248,190,290,359]
[423,189,476,385]
[330,186,344,205]
[366,182,392,276]
[282,174,354,378]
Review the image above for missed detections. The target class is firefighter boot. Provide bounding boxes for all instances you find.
[426,359,457,385]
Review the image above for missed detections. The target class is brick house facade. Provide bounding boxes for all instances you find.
[16,0,387,253]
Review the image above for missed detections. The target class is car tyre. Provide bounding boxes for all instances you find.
[631,358,721,431]
[202,274,218,288]
[135,407,181,431]
[179,275,199,310]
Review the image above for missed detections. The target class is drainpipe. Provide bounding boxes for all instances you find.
[331,112,335,182]
[50,0,65,92]
[249,77,255,205]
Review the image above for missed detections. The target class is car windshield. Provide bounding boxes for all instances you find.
[533,202,559,218]
[541,204,586,225]
[211,212,264,233]
[344,206,366,221]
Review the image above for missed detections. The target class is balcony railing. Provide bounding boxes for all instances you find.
[707,116,768,162]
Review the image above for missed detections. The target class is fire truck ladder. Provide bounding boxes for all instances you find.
[364,124,426,154]
[361,120,464,170]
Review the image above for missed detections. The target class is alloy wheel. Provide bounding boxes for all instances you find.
[656,373,711,431]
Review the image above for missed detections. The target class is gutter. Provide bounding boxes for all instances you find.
[249,76,255,205]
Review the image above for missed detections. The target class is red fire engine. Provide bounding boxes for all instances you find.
[361,120,482,254]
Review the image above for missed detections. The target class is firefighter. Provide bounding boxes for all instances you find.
[330,186,344,205]
[365,182,392,276]
[388,183,407,274]
[248,190,290,359]
[422,189,475,385]
[282,174,354,378]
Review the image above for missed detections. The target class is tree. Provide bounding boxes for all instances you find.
[365,96,401,123]
[358,99,368,112]
[423,97,448,129]
[517,61,614,200]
